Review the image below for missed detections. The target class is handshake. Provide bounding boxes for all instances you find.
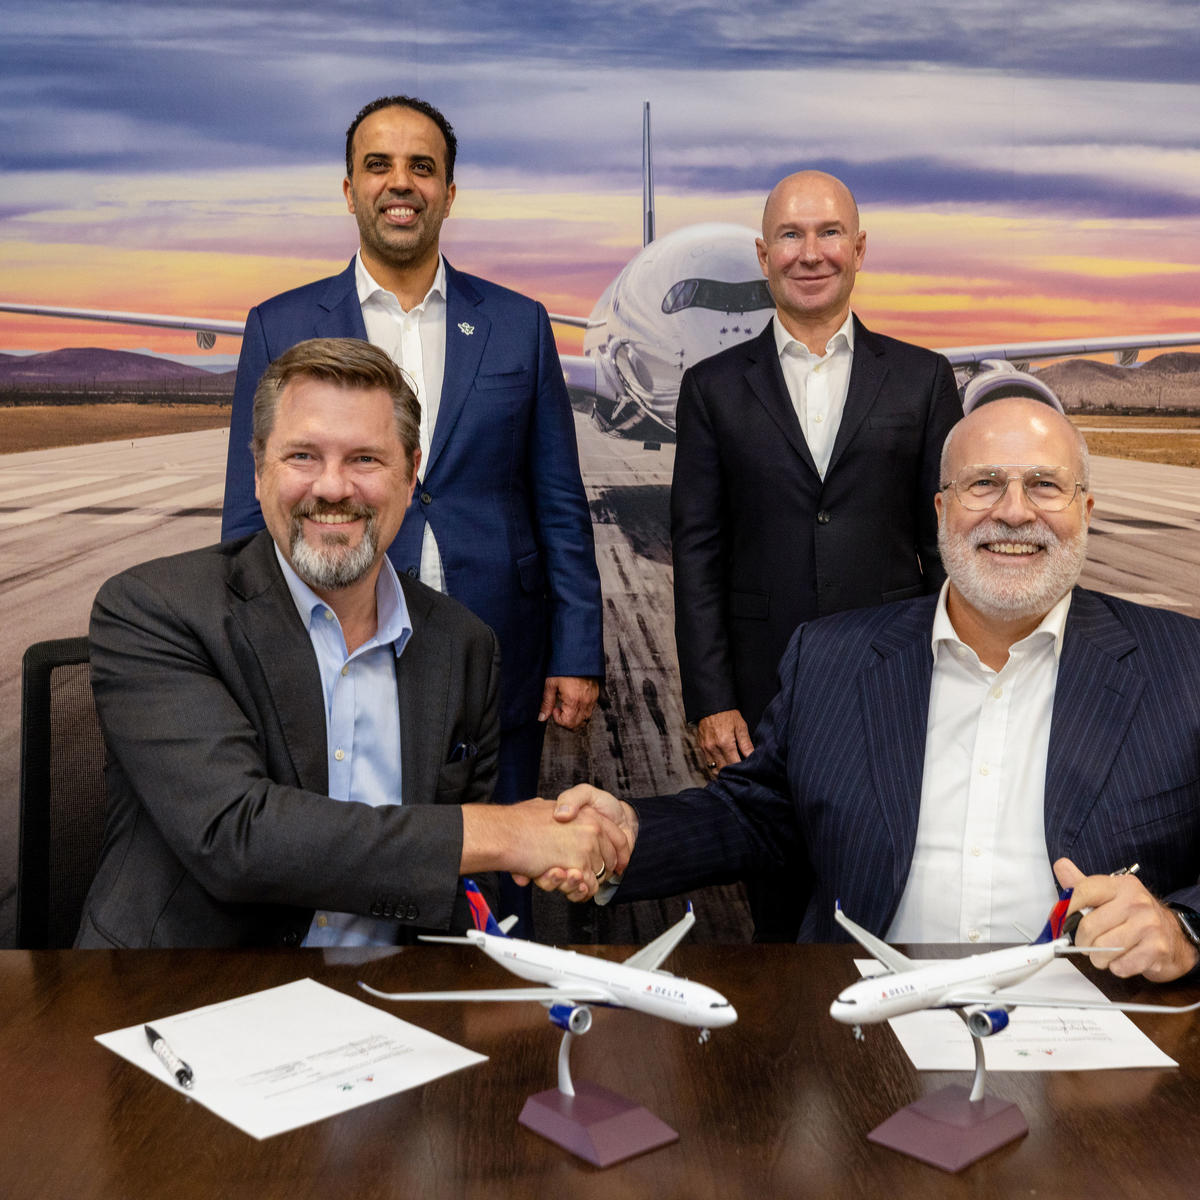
[460,785,638,903]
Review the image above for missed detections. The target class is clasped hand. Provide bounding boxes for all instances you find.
[512,785,639,902]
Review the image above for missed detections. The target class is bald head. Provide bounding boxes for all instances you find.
[939,396,1090,490]
[761,171,860,238]
[756,170,866,345]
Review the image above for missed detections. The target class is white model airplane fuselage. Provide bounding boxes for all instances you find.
[455,925,734,1029]
[831,940,1061,1028]
[830,902,1200,1039]
[361,902,737,1038]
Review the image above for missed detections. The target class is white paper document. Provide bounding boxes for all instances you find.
[97,977,487,1139]
[855,957,1178,1071]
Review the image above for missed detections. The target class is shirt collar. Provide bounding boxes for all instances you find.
[355,251,447,314]
[931,578,1073,664]
[274,542,412,657]
[773,309,855,360]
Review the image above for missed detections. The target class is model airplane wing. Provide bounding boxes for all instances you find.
[943,988,1200,1015]
[621,904,696,972]
[834,902,916,974]
[359,982,612,1004]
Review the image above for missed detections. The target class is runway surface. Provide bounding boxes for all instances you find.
[1,419,1196,945]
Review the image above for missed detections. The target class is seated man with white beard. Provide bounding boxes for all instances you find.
[550,396,1200,984]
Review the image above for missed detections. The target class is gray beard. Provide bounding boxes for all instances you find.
[938,516,1088,622]
[288,510,378,591]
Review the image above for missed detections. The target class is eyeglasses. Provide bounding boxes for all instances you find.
[940,465,1086,512]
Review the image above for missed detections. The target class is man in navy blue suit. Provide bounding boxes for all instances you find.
[221,97,604,932]
[552,396,1200,985]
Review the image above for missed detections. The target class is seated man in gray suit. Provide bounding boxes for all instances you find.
[77,339,627,948]
[551,396,1200,985]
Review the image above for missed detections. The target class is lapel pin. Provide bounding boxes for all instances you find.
[457,321,475,336]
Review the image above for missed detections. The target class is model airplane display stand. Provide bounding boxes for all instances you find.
[830,896,1200,1174]
[517,1029,679,1167]
[866,1012,1027,1173]
[360,888,734,1170]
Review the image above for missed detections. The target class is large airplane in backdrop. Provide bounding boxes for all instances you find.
[3,102,1199,442]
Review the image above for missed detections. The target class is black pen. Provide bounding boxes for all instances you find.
[145,1025,194,1090]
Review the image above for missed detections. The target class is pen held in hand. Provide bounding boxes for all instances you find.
[145,1024,194,1090]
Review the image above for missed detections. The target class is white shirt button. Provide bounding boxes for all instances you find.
[968,929,982,943]
[992,686,1003,699]
[341,665,350,677]
[979,763,991,776]
[334,749,345,761]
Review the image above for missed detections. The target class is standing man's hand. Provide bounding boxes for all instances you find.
[1054,857,1200,983]
[539,676,600,730]
[696,709,754,775]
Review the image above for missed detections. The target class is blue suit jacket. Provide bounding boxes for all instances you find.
[622,589,1200,940]
[222,258,603,730]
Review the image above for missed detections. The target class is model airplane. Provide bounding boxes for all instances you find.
[4,103,1198,438]
[830,895,1200,1040]
[360,882,736,1045]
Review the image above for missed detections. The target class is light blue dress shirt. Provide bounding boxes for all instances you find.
[273,546,413,946]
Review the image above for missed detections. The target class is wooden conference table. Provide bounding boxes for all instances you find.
[2,943,1199,1200]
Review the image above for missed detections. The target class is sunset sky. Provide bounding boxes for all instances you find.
[2,0,1199,365]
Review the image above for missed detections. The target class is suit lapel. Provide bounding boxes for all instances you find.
[430,260,490,476]
[1044,590,1143,857]
[825,316,887,478]
[395,577,447,805]
[314,259,369,339]
[742,320,819,476]
[857,599,937,909]
[227,534,329,794]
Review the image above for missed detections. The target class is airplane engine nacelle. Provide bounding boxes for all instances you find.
[965,1007,1010,1037]
[961,360,1064,414]
[548,1004,593,1035]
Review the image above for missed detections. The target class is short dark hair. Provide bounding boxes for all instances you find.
[251,337,420,468]
[345,95,457,184]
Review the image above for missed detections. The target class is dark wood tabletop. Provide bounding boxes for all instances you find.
[2,943,1198,1200]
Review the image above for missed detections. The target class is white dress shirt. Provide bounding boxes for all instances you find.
[773,311,855,478]
[356,252,448,592]
[886,583,1072,944]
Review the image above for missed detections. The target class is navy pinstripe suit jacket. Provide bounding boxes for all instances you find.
[624,588,1200,941]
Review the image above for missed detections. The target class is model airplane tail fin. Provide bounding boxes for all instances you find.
[463,878,509,936]
[1033,889,1074,943]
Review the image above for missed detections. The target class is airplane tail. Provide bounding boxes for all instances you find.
[1033,889,1074,943]
[464,879,516,936]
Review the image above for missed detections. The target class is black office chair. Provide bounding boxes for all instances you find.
[18,637,108,949]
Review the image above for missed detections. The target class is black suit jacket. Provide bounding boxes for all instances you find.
[77,531,500,948]
[622,589,1200,940]
[671,316,961,729]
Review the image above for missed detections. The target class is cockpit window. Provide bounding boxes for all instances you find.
[662,278,774,315]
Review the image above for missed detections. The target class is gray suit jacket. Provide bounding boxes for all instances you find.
[77,531,500,948]
[623,589,1200,940]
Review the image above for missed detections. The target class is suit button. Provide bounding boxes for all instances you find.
[282,931,300,947]
[370,902,384,916]
[406,567,418,577]
[420,492,432,505]
[817,510,831,524]
[407,904,420,921]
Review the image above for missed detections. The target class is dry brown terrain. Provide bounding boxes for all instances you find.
[1069,415,1200,468]
[2,404,1199,468]
[0,403,232,454]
